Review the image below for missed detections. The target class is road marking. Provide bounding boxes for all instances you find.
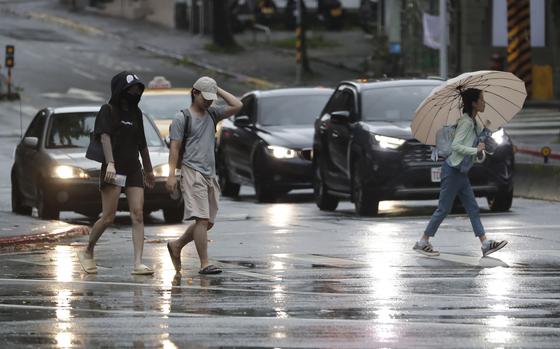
[72,68,97,80]
[42,87,104,102]
[1,304,560,333]
[419,253,509,267]
[507,121,560,128]
[0,277,356,297]
[273,254,367,268]
[5,258,52,267]
[0,303,203,318]
[506,129,559,136]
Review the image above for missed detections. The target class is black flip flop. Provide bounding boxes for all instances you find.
[199,265,222,275]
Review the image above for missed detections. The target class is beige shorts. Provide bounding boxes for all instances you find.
[180,165,220,223]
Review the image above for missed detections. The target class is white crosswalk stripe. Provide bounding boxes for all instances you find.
[505,109,560,137]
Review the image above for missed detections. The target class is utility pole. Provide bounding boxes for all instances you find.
[295,0,302,84]
[439,0,448,79]
[295,0,310,85]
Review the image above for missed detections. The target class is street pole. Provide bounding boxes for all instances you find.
[295,0,302,85]
[439,0,448,79]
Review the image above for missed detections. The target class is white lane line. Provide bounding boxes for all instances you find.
[5,259,52,267]
[0,304,203,318]
[507,121,560,128]
[420,253,509,267]
[0,278,354,297]
[485,224,560,231]
[2,304,560,333]
[273,254,367,268]
[506,129,559,136]
[72,68,97,80]
[223,269,280,281]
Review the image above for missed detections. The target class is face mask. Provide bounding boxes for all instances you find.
[124,92,141,106]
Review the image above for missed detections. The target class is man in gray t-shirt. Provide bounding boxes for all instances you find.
[169,106,225,177]
[165,76,242,275]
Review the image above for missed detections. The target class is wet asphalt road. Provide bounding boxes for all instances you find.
[1,3,560,347]
[1,190,560,348]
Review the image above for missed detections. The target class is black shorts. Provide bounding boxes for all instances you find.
[99,164,144,190]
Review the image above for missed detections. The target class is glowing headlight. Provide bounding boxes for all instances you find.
[374,135,405,149]
[53,165,89,179]
[267,146,297,159]
[153,164,170,177]
[491,128,505,145]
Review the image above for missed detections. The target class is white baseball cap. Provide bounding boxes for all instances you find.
[193,76,218,101]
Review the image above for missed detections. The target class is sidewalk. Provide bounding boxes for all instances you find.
[0,211,89,251]
[1,0,370,89]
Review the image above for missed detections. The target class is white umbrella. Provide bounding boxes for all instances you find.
[411,70,527,145]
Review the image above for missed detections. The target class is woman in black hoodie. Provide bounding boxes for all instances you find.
[78,72,155,275]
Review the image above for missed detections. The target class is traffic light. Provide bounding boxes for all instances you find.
[5,45,14,68]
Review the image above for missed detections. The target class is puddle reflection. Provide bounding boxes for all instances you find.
[483,267,516,344]
[266,204,295,228]
[54,246,75,348]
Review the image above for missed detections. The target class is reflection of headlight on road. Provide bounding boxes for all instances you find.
[52,165,89,179]
[153,164,170,177]
[267,146,297,159]
[491,128,505,144]
[374,135,405,149]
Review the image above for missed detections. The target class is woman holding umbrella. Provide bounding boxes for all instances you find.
[413,88,508,257]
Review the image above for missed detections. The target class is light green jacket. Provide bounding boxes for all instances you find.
[447,113,482,167]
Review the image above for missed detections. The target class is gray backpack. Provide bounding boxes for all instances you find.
[431,125,457,161]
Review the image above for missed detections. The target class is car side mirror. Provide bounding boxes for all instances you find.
[234,115,252,127]
[23,137,39,149]
[330,111,351,124]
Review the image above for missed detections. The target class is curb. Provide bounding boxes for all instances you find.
[28,11,105,36]
[138,44,281,90]
[513,163,560,202]
[0,225,90,248]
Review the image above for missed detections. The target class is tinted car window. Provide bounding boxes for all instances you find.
[324,87,356,114]
[237,95,256,123]
[361,85,437,121]
[46,112,164,148]
[258,94,330,126]
[139,94,190,120]
[25,111,46,139]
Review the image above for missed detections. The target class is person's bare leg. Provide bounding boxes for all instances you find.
[192,218,210,269]
[85,185,121,259]
[126,187,147,269]
[167,223,195,272]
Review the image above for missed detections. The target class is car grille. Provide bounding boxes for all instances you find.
[299,148,313,161]
[403,141,436,165]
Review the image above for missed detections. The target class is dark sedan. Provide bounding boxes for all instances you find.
[313,79,515,216]
[11,106,183,222]
[216,87,333,202]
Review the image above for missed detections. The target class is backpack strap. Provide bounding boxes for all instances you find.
[176,109,191,169]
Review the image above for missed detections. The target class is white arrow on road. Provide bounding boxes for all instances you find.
[42,88,105,102]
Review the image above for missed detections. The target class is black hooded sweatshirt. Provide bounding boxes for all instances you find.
[93,71,147,175]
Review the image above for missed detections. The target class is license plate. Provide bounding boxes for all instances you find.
[331,8,343,16]
[431,167,441,183]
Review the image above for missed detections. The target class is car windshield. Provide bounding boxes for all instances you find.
[139,94,189,120]
[46,112,164,148]
[361,85,438,122]
[258,94,330,126]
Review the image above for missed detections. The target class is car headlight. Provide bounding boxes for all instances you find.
[52,165,89,179]
[266,145,297,159]
[153,164,170,177]
[373,135,405,150]
[491,128,505,145]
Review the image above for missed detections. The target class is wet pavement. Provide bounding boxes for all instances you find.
[1,190,560,348]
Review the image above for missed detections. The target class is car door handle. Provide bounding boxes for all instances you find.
[332,131,339,138]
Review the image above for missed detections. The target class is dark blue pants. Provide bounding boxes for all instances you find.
[425,162,485,237]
